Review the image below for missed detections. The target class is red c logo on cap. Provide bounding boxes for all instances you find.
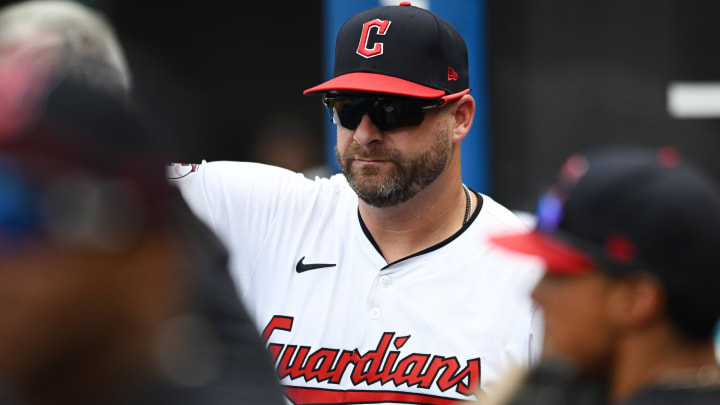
[356,19,391,59]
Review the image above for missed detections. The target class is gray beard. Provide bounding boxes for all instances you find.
[337,122,452,208]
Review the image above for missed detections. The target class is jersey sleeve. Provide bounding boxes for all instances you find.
[482,202,545,371]
[502,258,544,370]
[528,303,545,366]
[167,161,315,293]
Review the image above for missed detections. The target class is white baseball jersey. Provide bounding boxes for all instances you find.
[169,161,543,405]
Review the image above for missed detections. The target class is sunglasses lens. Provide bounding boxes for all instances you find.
[370,99,426,131]
[324,95,441,131]
[336,98,371,130]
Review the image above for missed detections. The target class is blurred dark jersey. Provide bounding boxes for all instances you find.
[619,385,720,405]
[123,193,286,405]
[0,193,286,405]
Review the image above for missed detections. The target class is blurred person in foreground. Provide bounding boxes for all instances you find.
[0,1,127,399]
[482,147,720,405]
[0,54,285,404]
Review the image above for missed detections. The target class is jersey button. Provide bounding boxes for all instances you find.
[379,275,391,287]
[369,307,381,320]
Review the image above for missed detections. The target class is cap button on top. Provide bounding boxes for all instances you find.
[399,2,412,6]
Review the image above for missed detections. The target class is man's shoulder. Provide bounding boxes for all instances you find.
[167,160,350,194]
[476,193,535,232]
[166,160,357,230]
[166,160,301,181]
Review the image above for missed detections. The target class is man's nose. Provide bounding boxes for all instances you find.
[353,114,383,147]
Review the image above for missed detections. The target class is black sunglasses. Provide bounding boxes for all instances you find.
[322,94,445,131]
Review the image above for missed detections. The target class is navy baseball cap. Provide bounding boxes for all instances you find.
[303,2,470,101]
[491,147,720,295]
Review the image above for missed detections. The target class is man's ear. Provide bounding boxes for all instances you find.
[608,274,665,330]
[451,94,475,143]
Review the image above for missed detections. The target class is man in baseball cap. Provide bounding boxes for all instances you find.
[490,147,720,404]
[172,2,542,402]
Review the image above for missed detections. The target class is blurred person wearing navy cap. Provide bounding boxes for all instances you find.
[483,147,720,405]
[0,56,285,405]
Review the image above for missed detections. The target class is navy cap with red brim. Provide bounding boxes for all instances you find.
[303,72,447,99]
[490,231,595,275]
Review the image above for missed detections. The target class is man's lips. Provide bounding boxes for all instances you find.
[353,158,391,164]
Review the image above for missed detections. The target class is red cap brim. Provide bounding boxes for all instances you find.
[490,231,594,275]
[303,72,446,99]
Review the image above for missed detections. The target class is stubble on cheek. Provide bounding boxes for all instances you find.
[335,118,452,208]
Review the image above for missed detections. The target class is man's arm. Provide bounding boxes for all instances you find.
[166,160,319,295]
